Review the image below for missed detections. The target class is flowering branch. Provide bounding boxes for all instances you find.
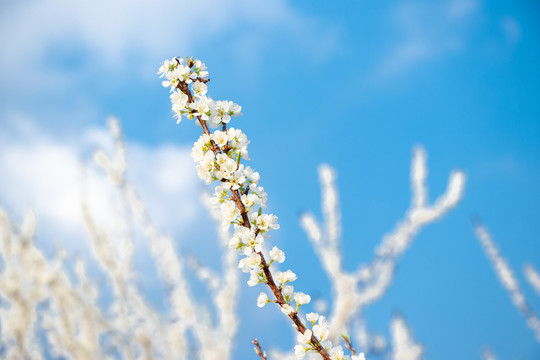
[159,57,364,360]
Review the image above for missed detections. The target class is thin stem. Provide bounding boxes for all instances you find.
[342,334,356,356]
[252,338,267,360]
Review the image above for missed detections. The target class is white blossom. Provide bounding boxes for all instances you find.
[294,329,313,359]
[250,185,268,206]
[212,130,229,147]
[238,253,261,273]
[275,270,297,286]
[170,90,189,123]
[192,59,209,79]
[241,193,261,210]
[192,81,208,97]
[257,292,270,308]
[189,96,213,121]
[243,166,259,184]
[228,234,242,250]
[294,292,311,306]
[294,345,308,359]
[196,152,216,184]
[220,200,240,224]
[306,312,319,324]
[191,134,211,162]
[298,329,312,345]
[282,285,295,297]
[212,100,242,124]
[313,315,329,341]
[270,246,285,263]
[215,153,237,181]
[351,354,366,360]
[158,59,174,77]
[247,270,261,287]
[329,345,345,360]
[227,128,250,159]
[256,214,280,232]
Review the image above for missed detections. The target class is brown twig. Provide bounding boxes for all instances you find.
[341,334,356,355]
[252,338,267,360]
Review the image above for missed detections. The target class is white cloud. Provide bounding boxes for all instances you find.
[0,114,199,251]
[501,16,522,45]
[376,41,433,79]
[0,0,339,257]
[0,0,339,142]
[0,0,337,89]
[372,0,480,80]
[445,0,479,19]
[127,143,202,233]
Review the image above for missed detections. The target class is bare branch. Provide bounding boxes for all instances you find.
[341,334,356,355]
[253,338,268,360]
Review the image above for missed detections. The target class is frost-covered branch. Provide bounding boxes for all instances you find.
[89,117,240,359]
[389,315,423,360]
[0,210,111,359]
[473,220,540,342]
[0,115,241,359]
[301,147,465,342]
[524,264,540,298]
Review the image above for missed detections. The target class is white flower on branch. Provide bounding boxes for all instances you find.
[239,252,262,273]
[283,285,295,297]
[275,270,298,286]
[159,56,343,360]
[258,292,270,308]
[192,81,208,97]
[295,329,313,359]
[248,270,262,287]
[294,292,312,306]
[313,316,330,341]
[270,246,286,263]
[307,312,320,324]
[256,214,280,232]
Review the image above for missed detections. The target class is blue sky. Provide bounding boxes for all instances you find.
[1,0,539,359]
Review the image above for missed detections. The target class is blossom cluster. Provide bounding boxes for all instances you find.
[158,57,241,127]
[159,57,364,360]
[294,313,363,360]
